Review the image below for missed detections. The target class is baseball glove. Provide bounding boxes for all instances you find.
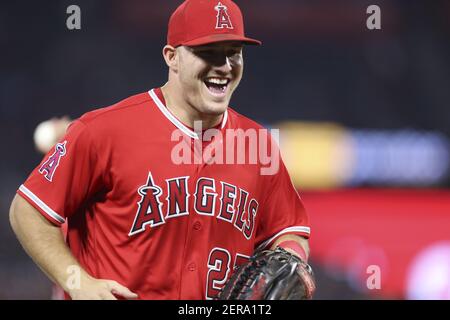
[216,247,316,300]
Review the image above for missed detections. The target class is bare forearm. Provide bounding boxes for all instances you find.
[9,194,138,300]
[271,234,310,260]
[9,194,91,292]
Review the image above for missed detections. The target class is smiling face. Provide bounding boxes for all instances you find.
[170,41,244,117]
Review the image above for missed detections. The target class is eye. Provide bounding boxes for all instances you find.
[193,49,216,58]
[191,46,242,64]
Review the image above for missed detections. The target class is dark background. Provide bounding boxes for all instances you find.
[1,0,449,299]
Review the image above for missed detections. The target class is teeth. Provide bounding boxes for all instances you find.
[205,78,228,85]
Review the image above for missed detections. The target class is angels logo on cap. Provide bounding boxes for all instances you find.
[215,2,233,29]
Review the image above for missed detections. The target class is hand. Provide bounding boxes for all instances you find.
[68,276,138,300]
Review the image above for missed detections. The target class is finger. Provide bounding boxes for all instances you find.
[101,291,118,300]
[109,281,139,299]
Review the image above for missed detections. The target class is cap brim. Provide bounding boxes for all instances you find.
[181,34,262,47]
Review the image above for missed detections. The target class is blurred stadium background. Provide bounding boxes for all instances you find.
[1,0,449,299]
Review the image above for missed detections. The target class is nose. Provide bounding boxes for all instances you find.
[215,55,232,73]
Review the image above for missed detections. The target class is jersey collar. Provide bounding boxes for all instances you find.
[149,88,228,140]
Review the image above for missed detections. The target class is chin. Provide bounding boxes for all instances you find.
[201,102,228,115]
[198,93,230,114]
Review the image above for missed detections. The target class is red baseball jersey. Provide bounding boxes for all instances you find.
[18,88,310,299]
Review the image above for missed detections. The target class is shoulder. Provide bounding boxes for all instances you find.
[63,91,156,147]
[77,92,152,126]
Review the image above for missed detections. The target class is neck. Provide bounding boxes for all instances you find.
[160,82,223,130]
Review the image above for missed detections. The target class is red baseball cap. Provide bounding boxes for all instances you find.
[167,0,262,47]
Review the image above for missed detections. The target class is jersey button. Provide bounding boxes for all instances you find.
[193,221,202,230]
[187,263,197,271]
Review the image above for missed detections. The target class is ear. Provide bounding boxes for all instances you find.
[162,45,178,72]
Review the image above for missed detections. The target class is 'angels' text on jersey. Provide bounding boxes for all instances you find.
[129,172,258,239]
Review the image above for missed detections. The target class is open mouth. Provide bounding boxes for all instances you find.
[203,77,230,96]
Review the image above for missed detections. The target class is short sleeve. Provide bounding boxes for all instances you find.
[17,119,104,226]
[254,154,310,251]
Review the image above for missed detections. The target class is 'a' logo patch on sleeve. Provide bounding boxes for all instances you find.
[39,141,67,182]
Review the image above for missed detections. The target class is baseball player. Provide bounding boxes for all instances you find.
[9,0,312,300]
